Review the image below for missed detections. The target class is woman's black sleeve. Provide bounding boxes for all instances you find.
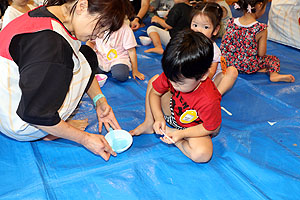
[10,30,74,126]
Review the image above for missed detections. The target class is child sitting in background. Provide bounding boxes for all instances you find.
[220,0,295,83]
[148,0,174,18]
[205,0,232,37]
[2,0,36,29]
[190,2,238,95]
[145,0,193,54]
[87,22,145,82]
[130,29,222,163]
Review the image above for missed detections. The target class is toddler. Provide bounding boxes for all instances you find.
[205,0,232,37]
[191,2,238,95]
[130,29,222,163]
[2,0,35,29]
[87,22,145,82]
[220,0,295,82]
[145,0,193,54]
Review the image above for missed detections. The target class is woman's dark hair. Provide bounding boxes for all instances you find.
[235,0,268,13]
[190,2,223,40]
[44,0,134,39]
[162,29,213,82]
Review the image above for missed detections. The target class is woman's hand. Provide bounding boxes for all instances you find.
[95,98,121,133]
[81,133,116,161]
[130,18,140,31]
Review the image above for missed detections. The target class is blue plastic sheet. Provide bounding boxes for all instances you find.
[1,4,300,199]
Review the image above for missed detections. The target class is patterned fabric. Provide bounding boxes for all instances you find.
[220,18,280,73]
[164,98,185,130]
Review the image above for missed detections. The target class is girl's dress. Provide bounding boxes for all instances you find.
[220,18,280,73]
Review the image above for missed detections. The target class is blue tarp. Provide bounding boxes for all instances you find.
[1,3,299,199]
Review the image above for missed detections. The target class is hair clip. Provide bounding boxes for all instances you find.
[247,4,253,13]
[233,3,240,10]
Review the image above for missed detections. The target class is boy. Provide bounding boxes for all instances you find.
[130,30,222,163]
[144,0,193,54]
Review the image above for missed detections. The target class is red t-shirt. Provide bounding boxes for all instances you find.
[152,72,222,130]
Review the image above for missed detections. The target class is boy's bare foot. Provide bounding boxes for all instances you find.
[270,73,295,83]
[67,119,89,131]
[165,126,177,134]
[130,120,154,136]
[144,47,164,55]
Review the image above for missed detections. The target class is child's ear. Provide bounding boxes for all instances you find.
[76,0,88,14]
[213,25,220,37]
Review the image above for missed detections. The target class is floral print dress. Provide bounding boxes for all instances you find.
[220,18,280,73]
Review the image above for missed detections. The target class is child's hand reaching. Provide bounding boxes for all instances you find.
[132,70,145,80]
[151,16,163,24]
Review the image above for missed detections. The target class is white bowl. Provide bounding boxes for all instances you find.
[105,129,133,153]
[157,10,168,18]
[139,36,152,46]
[95,74,108,87]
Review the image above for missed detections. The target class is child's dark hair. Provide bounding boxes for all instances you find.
[162,29,213,82]
[190,2,223,40]
[234,0,268,13]
[44,0,134,39]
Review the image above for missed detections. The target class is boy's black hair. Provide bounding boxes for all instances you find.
[162,29,213,82]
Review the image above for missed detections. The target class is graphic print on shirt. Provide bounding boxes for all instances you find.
[171,91,202,125]
[107,49,118,60]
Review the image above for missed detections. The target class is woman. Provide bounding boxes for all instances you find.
[130,0,150,30]
[0,0,133,161]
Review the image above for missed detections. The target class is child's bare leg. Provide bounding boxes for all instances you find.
[175,136,213,163]
[43,119,89,141]
[269,71,295,83]
[130,75,159,136]
[214,66,238,95]
[144,32,164,54]
[257,68,267,72]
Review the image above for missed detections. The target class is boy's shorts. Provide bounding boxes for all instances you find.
[163,97,185,130]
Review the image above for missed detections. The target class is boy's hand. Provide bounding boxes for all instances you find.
[153,120,166,135]
[132,70,145,80]
[160,129,185,144]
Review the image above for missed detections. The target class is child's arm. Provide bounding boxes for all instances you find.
[162,124,221,144]
[86,40,96,52]
[149,88,166,133]
[256,29,267,57]
[127,47,145,80]
[208,62,218,79]
[151,15,173,30]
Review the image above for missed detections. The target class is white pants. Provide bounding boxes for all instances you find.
[147,26,171,47]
